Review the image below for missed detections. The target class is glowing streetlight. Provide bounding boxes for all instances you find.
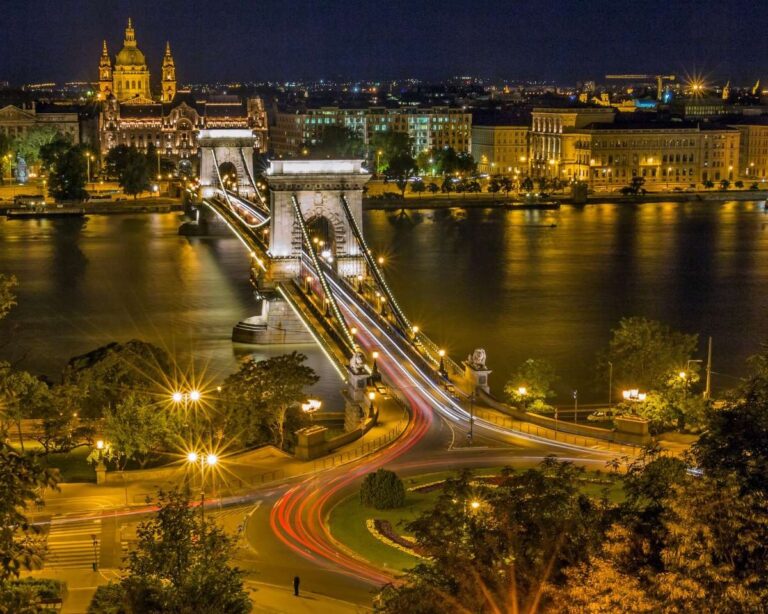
[470,500,480,510]
[622,389,647,402]
[368,390,376,415]
[186,451,198,463]
[371,350,380,382]
[301,398,322,422]
[438,349,447,378]
[205,453,218,467]
[189,390,201,402]
[96,439,105,450]
[377,256,385,266]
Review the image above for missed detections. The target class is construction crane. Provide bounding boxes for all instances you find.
[605,74,676,101]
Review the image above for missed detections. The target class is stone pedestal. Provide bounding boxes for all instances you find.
[295,426,328,460]
[347,366,370,403]
[463,362,492,394]
[95,462,107,486]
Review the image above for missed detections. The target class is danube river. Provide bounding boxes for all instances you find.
[2,201,768,403]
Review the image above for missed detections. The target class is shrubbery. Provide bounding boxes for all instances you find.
[360,468,405,509]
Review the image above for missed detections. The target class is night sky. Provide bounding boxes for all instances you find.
[1,0,767,84]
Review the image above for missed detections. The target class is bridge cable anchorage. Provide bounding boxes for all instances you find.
[339,192,412,334]
[239,148,269,213]
[290,193,357,354]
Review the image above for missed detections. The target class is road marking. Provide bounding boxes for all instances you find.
[44,517,101,569]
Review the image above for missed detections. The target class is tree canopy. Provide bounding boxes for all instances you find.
[48,145,88,202]
[88,488,251,613]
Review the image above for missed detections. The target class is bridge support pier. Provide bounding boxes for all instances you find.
[232,294,315,344]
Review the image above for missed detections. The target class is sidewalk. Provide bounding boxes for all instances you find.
[247,581,370,614]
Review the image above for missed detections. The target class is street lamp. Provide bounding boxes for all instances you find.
[470,500,480,511]
[438,349,447,378]
[368,391,376,416]
[371,350,380,382]
[301,398,322,422]
[622,389,647,402]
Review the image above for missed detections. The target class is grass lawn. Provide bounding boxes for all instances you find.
[329,467,625,573]
[38,446,95,483]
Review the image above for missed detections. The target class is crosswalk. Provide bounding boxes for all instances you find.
[44,517,102,570]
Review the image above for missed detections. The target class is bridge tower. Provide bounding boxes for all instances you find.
[198,129,257,200]
[266,159,369,280]
[231,159,371,345]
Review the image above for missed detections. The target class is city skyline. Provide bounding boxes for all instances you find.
[2,0,768,85]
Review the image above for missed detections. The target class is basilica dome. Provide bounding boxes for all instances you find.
[115,45,146,67]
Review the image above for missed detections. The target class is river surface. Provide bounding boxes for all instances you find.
[1,201,768,404]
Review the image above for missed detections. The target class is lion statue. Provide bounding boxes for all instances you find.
[467,348,487,370]
[349,351,366,373]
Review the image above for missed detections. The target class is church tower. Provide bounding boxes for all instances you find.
[161,42,177,102]
[98,40,113,100]
[113,18,151,101]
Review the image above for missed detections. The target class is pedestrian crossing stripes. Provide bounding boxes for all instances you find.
[44,517,101,569]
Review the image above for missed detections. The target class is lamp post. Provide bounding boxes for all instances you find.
[370,351,380,382]
[91,534,99,571]
[172,389,202,438]
[368,391,376,417]
[438,349,447,379]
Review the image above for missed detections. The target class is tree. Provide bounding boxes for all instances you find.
[693,347,768,494]
[410,179,425,196]
[38,135,73,173]
[105,145,132,180]
[0,438,60,585]
[303,125,365,159]
[426,182,439,195]
[703,179,715,189]
[0,274,17,322]
[219,352,318,450]
[377,460,607,613]
[0,134,12,184]
[521,176,534,192]
[119,148,151,198]
[500,177,514,196]
[369,132,411,170]
[103,393,173,469]
[360,469,405,509]
[88,488,251,614]
[653,475,768,612]
[386,153,418,199]
[599,317,698,392]
[0,363,50,452]
[13,127,60,167]
[487,178,501,193]
[62,340,172,422]
[735,180,744,189]
[504,358,559,413]
[719,178,730,190]
[48,145,88,202]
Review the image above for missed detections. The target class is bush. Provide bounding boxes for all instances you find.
[360,468,405,509]
[87,583,126,613]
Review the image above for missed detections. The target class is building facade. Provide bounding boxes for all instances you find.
[0,103,80,143]
[554,122,740,190]
[270,106,471,157]
[530,107,615,177]
[471,124,529,174]
[98,19,162,102]
[99,94,267,162]
[728,118,768,182]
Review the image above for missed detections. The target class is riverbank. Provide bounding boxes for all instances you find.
[0,198,183,217]
[363,190,768,210]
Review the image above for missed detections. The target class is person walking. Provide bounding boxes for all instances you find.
[293,576,300,597]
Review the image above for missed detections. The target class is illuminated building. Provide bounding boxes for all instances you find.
[530,107,615,177]
[96,18,267,165]
[270,106,471,157]
[471,123,529,174]
[575,122,739,189]
[0,102,80,143]
[726,117,768,182]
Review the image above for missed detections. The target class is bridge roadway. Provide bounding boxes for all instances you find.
[202,192,619,606]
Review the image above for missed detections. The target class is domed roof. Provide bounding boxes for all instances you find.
[115,45,146,67]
